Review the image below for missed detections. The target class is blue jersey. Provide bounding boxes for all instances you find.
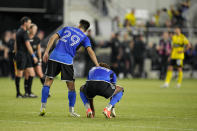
[88,67,117,84]
[49,27,91,64]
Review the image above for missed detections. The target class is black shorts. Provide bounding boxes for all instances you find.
[45,60,75,81]
[169,59,183,67]
[81,81,116,99]
[16,52,33,70]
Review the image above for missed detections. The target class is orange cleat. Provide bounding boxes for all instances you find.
[103,108,111,119]
[86,108,93,118]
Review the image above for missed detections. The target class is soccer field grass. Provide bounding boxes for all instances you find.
[0,78,197,131]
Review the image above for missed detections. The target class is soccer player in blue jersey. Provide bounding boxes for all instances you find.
[40,20,99,117]
[80,63,124,118]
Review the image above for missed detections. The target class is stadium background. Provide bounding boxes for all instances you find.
[0,0,197,131]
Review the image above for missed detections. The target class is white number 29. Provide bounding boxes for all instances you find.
[60,30,80,46]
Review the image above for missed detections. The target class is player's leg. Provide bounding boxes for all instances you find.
[80,85,93,118]
[161,65,173,88]
[66,81,80,117]
[35,64,45,85]
[61,64,80,117]
[15,69,24,98]
[177,67,183,88]
[104,85,124,118]
[26,67,36,97]
[15,52,26,98]
[40,77,54,116]
[40,60,60,116]
[24,70,30,97]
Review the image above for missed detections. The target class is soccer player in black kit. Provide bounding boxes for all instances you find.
[15,17,38,98]
[24,23,45,97]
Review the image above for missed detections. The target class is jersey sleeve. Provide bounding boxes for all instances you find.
[82,37,91,48]
[183,36,189,45]
[24,31,29,42]
[56,28,65,38]
[110,72,117,84]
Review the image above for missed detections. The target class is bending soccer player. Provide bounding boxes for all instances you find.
[80,63,124,118]
[161,27,191,88]
[40,20,99,117]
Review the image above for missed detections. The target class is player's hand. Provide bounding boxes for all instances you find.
[33,57,38,64]
[43,52,49,63]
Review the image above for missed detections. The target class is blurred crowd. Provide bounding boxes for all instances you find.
[112,0,191,31]
[85,30,197,79]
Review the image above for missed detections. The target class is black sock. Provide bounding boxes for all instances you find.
[15,76,21,95]
[28,76,33,94]
[40,77,45,85]
[24,78,29,94]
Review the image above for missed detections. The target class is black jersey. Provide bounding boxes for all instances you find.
[16,28,29,53]
[30,36,40,54]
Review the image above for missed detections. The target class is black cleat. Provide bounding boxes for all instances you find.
[16,93,24,98]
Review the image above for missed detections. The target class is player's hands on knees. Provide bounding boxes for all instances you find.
[43,52,49,63]
[33,57,38,64]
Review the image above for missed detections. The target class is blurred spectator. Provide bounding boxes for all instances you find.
[7,30,16,79]
[0,31,11,77]
[146,42,160,70]
[112,16,123,32]
[101,33,121,75]
[124,9,136,27]
[168,5,174,21]
[158,32,171,80]
[37,30,45,42]
[185,44,196,74]
[121,32,133,77]
[132,34,146,78]
[154,10,160,27]
[159,8,170,27]
[84,30,96,77]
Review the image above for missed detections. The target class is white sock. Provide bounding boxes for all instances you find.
[41,103,46,109]
[69,107,74,113]
[106,104,112,111]
[85,103,90,110]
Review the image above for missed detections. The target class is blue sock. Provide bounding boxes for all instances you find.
[68,91,76,107]
[41,85,50,103]
[80,92,88,105]
[109,91,123,106]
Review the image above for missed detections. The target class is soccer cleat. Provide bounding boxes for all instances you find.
[16,93,24,98]
[29,93,38,98]
[160,83,169,88]
[86,108,93,118]
[39,108,46,116]
[70,112,80,117]
[111,108,116,117]
[103,108,111,119]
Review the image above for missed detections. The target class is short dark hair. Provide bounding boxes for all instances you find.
[79,19,90,31]
[20,16,31,25]
[99,62,111,69]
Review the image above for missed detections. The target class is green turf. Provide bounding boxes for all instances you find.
[0,78,197,131]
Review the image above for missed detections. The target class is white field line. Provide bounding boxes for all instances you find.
[0,119,195,131]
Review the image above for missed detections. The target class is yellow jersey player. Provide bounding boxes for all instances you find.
[161,27,191,88]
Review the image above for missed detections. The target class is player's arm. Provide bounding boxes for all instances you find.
[14,40,17,53]
[86,47,99,66]
[43,33,59,63]
[37,44,42,63]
